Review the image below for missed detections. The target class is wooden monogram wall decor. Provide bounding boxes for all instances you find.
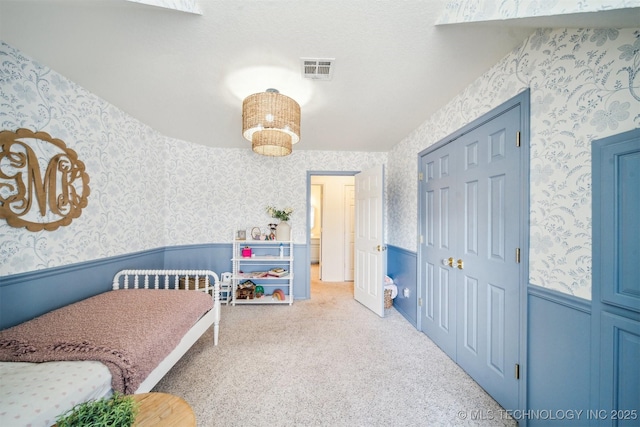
[0,128,90,231]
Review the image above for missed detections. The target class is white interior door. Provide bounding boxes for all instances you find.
[316,176,354,282]
[354,165,385,317]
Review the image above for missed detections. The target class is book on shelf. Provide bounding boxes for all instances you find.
[268,268,289,277]
[238,271,268,278]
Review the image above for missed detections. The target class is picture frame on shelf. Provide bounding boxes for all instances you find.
[236,229,246,240]
[251,227,262,240]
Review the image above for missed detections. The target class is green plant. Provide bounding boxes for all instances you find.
[55,392,139,427]
[266,206,293,222]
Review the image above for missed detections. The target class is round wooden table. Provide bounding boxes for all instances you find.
[132,392,196,426]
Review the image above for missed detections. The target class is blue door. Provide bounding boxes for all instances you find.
[420,138,458,357]
[419,95,526,412]
[592,128,640,426]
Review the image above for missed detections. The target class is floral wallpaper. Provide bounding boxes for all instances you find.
[160,141,386,246]
[3,26,639,300]
[387,28,640,300]
[437,0,640,24]
[1,44,168,273]
[0,41,386,277]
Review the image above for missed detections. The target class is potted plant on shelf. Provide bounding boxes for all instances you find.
[266,206,293,241]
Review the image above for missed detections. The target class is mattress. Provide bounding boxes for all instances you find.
[0,360,112,427]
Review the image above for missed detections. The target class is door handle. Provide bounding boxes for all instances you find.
[457,259,464,270]
[441,257,454,268]
[377,245,387,252]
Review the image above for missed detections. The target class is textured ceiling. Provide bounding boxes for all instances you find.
[1,1,638,152]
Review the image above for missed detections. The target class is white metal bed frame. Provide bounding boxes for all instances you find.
[111,269,220,393]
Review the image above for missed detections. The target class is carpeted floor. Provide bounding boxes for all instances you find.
[153,266,517,426]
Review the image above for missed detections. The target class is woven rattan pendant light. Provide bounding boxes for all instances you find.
[251,129,292,156]
[242,88,300,156]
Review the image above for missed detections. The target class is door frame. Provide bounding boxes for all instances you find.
[306,171,359,294]
[416,89,530,413]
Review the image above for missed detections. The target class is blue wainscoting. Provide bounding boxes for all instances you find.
[0,248,165,329]
[1,243,311,330]
[163,243,233,275]
[527,285,592,426]
[292,244,310,300]
[387,245,417,327]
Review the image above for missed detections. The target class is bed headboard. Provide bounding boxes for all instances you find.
[112,269,220,296]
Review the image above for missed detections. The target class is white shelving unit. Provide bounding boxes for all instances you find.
[231,232,293,305]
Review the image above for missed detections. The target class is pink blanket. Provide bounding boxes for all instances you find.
[0,289,213,394]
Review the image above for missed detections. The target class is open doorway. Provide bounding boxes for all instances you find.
[310,183,322,278]
[307,172,357,290]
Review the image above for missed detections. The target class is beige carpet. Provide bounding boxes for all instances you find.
[153,266,517,426]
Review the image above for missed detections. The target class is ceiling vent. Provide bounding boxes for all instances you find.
[301,58,335,80]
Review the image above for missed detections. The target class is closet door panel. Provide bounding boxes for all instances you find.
[487,283,506,375]
[420,143,458,358]
[464,180,478,255]
[489,174,506,261]
[456,105,521,411]
[464,275,479,355]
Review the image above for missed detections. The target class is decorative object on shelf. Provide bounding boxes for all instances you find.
[268,223,277,240]
[276,222,290,241]
[236,280,256,299]
[255,285,264,298]
[251,227,261,240]
[266,206,293,222]
[242,88,300,157]
[236,229,246,240]
[0,128,90,231]
[241,246,252,257]
[272,289,286,301]
[266,206,293,241]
